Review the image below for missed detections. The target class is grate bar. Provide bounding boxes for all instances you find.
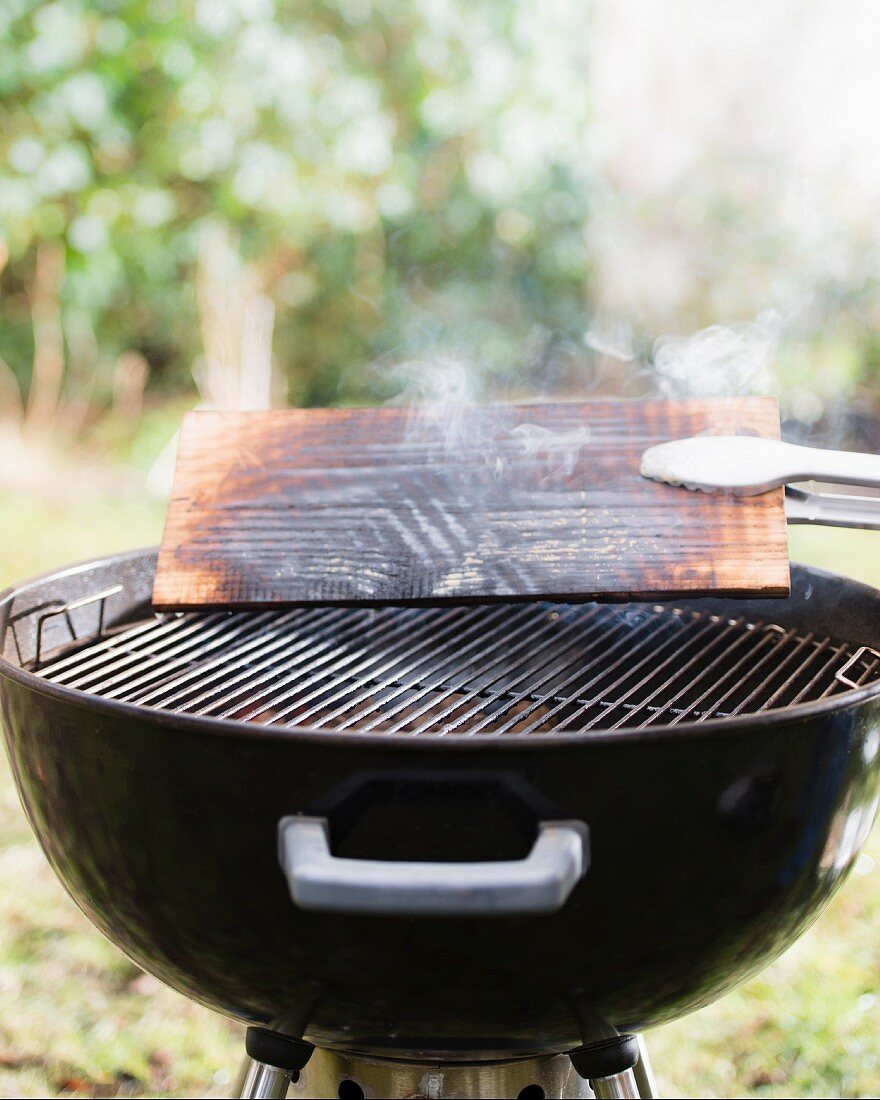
[210,606,418,720]
[51,613,251,693]
[577,616,730,730]
[265,604,513,727]
[322,603,572,732]
[132,608,345,709]
[314,604,617,733]
[90,613,286,700]
[364,606,609,736]
[44,614,204,683]
[602,617,748,730]
[692,627,801,722]
[226,605,463,723]
[467,610,695,736]
[634,618,763,728]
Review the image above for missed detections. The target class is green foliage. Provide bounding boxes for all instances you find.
[0,0,593,409]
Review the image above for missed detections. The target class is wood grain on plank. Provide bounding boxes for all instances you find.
[152,398,790,609]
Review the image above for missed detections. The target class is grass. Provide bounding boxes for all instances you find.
[0,470,878,1099]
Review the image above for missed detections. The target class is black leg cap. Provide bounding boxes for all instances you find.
[245,1027,314,1073]
[569,1034,639,1080]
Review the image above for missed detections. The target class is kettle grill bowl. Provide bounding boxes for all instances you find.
[1,549,879,1055]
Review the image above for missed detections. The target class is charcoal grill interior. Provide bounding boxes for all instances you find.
[32,599,880,735]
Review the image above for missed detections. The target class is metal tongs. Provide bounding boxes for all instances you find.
[639,436,880,530]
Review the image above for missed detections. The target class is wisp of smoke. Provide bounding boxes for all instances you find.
[652,309,781,398]
[385,352,596,484]
[510,422,591,476]
[583,319,637,362]
[389,355,483,456]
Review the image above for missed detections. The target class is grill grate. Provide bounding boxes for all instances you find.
[33,601,880,736]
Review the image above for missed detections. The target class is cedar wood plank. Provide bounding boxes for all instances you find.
[153,398,790,608]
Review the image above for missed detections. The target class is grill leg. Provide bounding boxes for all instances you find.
[235,1028,314,1100]
[238,1059,293,1099]
[632,1035,658,1099]
[590,1069,641,1099]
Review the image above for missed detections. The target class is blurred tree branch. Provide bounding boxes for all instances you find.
[24,240,65,435]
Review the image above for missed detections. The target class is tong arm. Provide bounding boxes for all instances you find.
[785,487,880,530]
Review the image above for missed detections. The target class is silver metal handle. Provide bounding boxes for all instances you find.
[279,816,588,916]
[779,441,880,489]
[785,487,880,530]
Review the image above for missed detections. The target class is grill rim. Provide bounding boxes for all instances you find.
[5,550,880,748]
[5,650,880,748]
[4,554,880,747]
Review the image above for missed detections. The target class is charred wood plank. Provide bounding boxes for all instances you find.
[153,398,790,608]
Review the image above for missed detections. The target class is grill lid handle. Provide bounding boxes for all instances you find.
[278,816,588,916]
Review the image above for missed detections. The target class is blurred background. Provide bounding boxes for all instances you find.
[1,0,879,1096]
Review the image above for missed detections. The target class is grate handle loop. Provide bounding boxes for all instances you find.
[834,646,880,690]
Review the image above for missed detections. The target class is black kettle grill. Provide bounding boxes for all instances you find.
[1,549,879,1097]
